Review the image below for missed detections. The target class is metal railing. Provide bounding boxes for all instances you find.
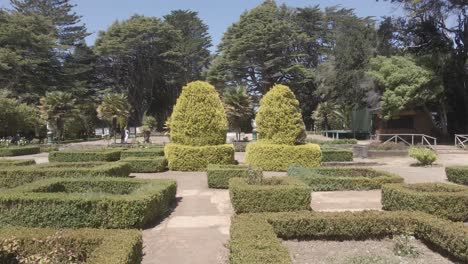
[376,134,437,149]
[455,134,468,149]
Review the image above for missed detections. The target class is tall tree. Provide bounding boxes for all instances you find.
[39,91,76,143]
[96,93,131,144]
[223,86,253,141]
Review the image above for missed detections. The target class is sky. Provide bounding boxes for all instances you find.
[0,0,403,51]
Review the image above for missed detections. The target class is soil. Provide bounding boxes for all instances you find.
[283,238,455,264]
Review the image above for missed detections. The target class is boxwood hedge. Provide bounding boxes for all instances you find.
[207,164,262,189]
[121,157,167,173]
[49,149,122,162]
[0,146,40,157]
[229,177,311,213]
[165,143,235,171]
[120,148,164,159]
[288,166,403,191]
[0,177,177,228]
[0,159,35,167]
[0,162,131,189]
[321,148,353,162]
[230,211,468,264]
[245,142,321,171]
[0,227,142,264]
[382,183,468,222]
[445,166,468,185]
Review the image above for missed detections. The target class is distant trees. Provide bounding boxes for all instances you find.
[39,91,76,143]
[96,93,131,144]
[223,86,253,141]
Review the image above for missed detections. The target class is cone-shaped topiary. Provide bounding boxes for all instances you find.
[170,81,228,146]
[256,84,305,145]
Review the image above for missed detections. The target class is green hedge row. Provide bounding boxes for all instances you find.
[229,177,311,213]
[321,148,353,162]
[164,143,235,171]
[0,162,131,188]
[0,146,40,157]
[230,211,468,264]
[288,166,403,191]
[49,149,122,162]
[445,166,468,185]
[121,148,164,159]
[0,177,177,228]
[0,227,142,264]
[0,159,35,167]
[245,142,321,171]
[382,183,468,222]
[121,157,167,173]
[207,164,262,189]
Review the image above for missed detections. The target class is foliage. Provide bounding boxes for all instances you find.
[408,147,437,166]
[0,93,43,137]
[0,159,35,167]
[306,138,358,145]
[97,93,131,141]
[288,166,403,191]
[0,146,40,157]
[445,166,468,186]
[164,143,235,171]
[121,157,167,173]
[142,114,157,131]
[207,164,262,189]
[255,84,306,145]
[39,91,77,143]
[0,177,176,228]
[311,101,352,130]
[223,86,253,140]
[229,177,311,213]
[121,148,164,158]
[170,81,228,146]
[321,148,353,162]
[392,231,420,258]
[49,149,122,162]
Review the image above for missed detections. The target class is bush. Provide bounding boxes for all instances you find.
[408,147,437,165]
[0,228,142,264]
[288,166,403,191]
[207,164,262,189]
[121,148,164,159]
[321,148,353,162]
[229,177,311,213]
[229,211,468,264]
[49,149,122,162]
[306,138,358,145]
[382,183,468,222]
[165,143,235,171]
[0,146,40,157]
[0,162,130,188]
[39,146,59,153]
[0,159,35,167]
[170,81,227,146]
[255,84,305,145]
[445,166,468,185]
[245,142,321,171]
[121,157,167,173]
[0,177,177,228]
[233,141,249,152]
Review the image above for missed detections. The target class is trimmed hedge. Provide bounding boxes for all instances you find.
[0,162,131,188]
[321,148,353,162]
[382,183,468,222]
[229,177,311,213]
[0,146,40,157]
[121,157,167,173]
[165,143,235,171]
[207,164,262,189]
[230,211,468,264]
[49,149,122,162]
[120,148,164,159]
[446,166,468,185]
[0,159,35,167]
[288,166,403,191]
[0,177,177,228]
[245,142,321,171]
[0,227,142,264]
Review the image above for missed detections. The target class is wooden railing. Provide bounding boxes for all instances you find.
[376,134,437,149]
[455,134,468,149]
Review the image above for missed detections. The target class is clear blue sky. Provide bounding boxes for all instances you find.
[0,0,402,50]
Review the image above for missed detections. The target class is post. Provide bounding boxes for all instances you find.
[411,135,414,146]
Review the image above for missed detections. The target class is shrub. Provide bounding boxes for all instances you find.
[445,166,468,185]
[207,164,262,189]
[229,177,311,213]
[49,149,122,162]
[170,81,227,146]
[321,148,353,162]
[0,159,35,167]
[0,162,130,188]
[233,141,249,152]
[165,143,235,171]
[255,84,305,145]
[229,211,468,264]
[408,147,437,165]
[121,157,167,173]
[382,183,468,222]
[288,166,403,191]
[0,177,177,228]
[0,228,142,264]
[306,138,358,145]
[0,146,40,157]
[39,146,59,153]
[120,148,164,159]
[245,142,321,171]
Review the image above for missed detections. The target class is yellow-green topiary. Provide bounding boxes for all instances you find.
[165,143,234,171]
[256,84,305,145]
[170,81,227,146]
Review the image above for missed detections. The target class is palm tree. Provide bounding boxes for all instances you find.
[39,91,76,144]
[97,93,131,144]
[223,86,253,141]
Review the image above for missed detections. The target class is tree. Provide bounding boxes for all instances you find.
[141,114,157,143]
[223,86,253,141]
[312,102,350,130]
[39,91,76,143]
[96,93,131,144]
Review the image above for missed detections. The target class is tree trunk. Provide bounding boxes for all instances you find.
[112,117,117,144]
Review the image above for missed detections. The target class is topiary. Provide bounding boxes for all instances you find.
[256,84,305,145]
[170,81,228,146]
